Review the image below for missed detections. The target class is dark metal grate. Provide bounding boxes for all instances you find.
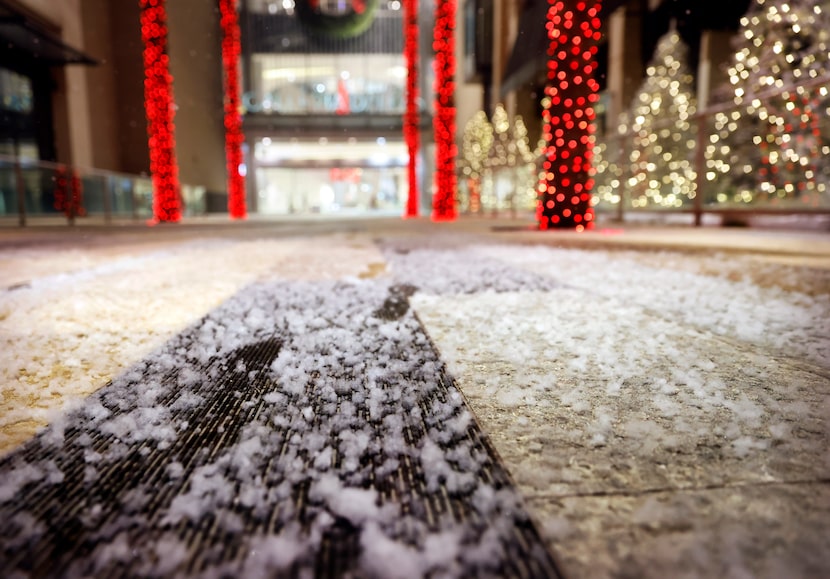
[0,280,562,578]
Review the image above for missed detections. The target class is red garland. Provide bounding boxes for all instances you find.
[432,0,457,221]
[54,165,85,223]
[140,0,182,223]
[538,0,601,231]
[403,0,420,218]
[220,0,247,219]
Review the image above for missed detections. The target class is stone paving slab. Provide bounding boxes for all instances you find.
[412,289,830,578]
[527,482,830,579]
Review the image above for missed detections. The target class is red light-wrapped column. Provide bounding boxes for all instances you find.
[140,0,181,223]
[220,0,247,219]
[403,0,419,218]
[432,0,457,221]
[538,0,601,231]
[54,165,85,223]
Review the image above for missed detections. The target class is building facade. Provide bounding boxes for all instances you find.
[1,0,448,220]
[239,0,436,216]
[0,0,227,219]
[2,0,766,223]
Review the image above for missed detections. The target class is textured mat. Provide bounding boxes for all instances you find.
[0,279,561,578]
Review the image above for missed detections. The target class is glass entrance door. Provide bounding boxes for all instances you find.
[253,136,409,216]
[255,165,405,215]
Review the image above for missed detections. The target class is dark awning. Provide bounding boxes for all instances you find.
[0,11,97,65]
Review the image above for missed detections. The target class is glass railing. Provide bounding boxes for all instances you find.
[0,155,207,225]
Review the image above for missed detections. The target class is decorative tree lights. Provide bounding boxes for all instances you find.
[432,0,458,221]
[140,0,181,223]
[54,165,85,224]
[486,104,515,214]
[626,30,697,209]
[220,0,247,219]
[460,110,493,213]
[538,0,602,231]
[489,104,514,173]
[403,0,420,218]
[706,0,830,207]
[513,115,540,211]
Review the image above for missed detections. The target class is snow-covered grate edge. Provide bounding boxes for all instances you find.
[0,279,562,578]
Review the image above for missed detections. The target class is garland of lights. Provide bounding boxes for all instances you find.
[538,0,601,231]
[220,0,246,219]
[403,0,419,218]
[514,115,540,211]
[140,0,181,223]
[295,0,379,39]
[432,0,457,221]
[626,30,697,209]
[54,165,85,223]
[460,110,493,214]
[706,0,830,207]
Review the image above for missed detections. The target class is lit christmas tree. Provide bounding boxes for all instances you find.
[488,104,514,171]
[626,28,697,209]
[592,115,626,209]
[512,115,538,212]
[484,103,514,214]
[706,0,830,207]
[459,110,493,213]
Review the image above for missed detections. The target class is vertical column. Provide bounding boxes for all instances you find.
[432,0,458,221]
[493,0,520,116]
[538,0,601,231]
[404,0,420,218]
[140,0,182,223]
[221,0,247,219]
[241,0,259,215]
[697,30,732,112]
[606,5,642,130]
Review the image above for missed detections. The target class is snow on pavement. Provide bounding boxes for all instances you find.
[396,240,830,579]
[0,236,384,455]
[0,230,828,578]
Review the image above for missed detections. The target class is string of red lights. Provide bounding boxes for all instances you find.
[432,0,457,222]
[538,0,602,231]
[220,0,247,219]
[53,165,85,222]
[140,0,182,223]
[403,0,420,218]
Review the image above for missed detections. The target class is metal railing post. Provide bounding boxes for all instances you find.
[694,113,706,227]
[13,156,26,227]
[616,132,626,223]
[104,174,113,223]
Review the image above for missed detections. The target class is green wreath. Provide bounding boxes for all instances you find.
[295,0,379,39]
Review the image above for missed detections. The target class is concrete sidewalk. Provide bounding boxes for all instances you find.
[3,212,830,260]
[384,224,830,578]
[0,216,828,577]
